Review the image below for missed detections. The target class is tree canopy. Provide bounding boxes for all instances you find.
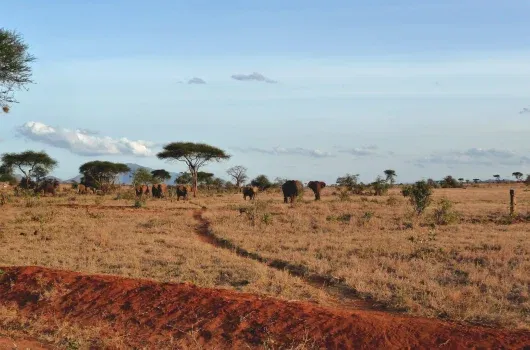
[79,161,129,189]
[157,142,230,196]
[132,168,154,186]
[512,172,523,181]
[226,166,248,188]
[0,29,35,113]
[151,169,171,183]
[383,169,396,184]
[251,174,272,190]
[1,150,57,185]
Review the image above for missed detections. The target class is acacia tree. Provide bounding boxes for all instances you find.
[512,172,523,181]
[79,161,129,190]
[251,174,272,190]
[0,29,35,113]
[226,165,248,191]
[151,169,171,183]
[132,168,154,186]
[1,150,57,187]
[157,142,230,197]
[493,174,501,182]
[175,172,192,185]
[383,169,397,185]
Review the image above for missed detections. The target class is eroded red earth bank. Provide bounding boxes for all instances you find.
[0,266,528,349]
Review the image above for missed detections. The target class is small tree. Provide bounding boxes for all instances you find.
[175,172,192,185]
[79,161,130,190]
[197,171,215,185]
[440,175,461,188]
[0,29,36,113]
[0,164,16,184]
[226,166,248,190]
[401,180,433,215]
[1,150,57,187]
[371,176,390,196]
[525,175,530,186]
[132,168,154,186]
[251,174,272,190]
[473,178,480,184]
[512,172,523,181]
[151,169,171,183]
[336,174,359,189]
[458,178,464,183]
[157,142,230,197]
[384,169,397,185]
[493,174,501,182]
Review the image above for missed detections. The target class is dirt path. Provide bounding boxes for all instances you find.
[192,209,386,312]
[0,266,528,349]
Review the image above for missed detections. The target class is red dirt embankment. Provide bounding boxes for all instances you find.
[0,266,529,349]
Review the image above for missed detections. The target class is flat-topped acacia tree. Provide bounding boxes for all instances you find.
[1,150,57,187]
[157,142,230,197]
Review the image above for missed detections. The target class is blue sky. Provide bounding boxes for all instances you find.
[1,1,530,183]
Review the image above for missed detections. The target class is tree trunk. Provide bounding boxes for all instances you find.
[192,170,198,197]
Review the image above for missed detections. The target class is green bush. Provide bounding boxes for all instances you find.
[402,180,433,215]
[432,198,460,225]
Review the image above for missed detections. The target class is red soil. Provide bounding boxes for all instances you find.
[0,266,528,349]
[0,336,49,350]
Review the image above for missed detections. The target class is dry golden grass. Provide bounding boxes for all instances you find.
[0,192,323,304]
[0,183,529,331]
[202,184,530,329]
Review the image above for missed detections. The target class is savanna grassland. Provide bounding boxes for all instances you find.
[0,183,529,333]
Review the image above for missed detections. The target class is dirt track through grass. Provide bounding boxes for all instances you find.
[192,208,379,311]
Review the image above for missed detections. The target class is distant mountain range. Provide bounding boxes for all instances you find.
[66,163,181,185]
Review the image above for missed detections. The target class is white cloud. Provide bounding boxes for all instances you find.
[233,146,332,158]
[231,72,277,83]
[414,148,530,167]
[18,121,156,157]
[338,145,381,157]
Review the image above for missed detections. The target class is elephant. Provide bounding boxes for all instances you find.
[78,184,88,194]
[151,184,168,198]
[135,185,150,197]
[307,181,326,200]
[282,180,304,203]
[242,186,258,200]
[35,179,60,196]
[176,185,191,201]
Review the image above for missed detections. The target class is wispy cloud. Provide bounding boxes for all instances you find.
[414,148,530,167]
[233,146,332,158]
[231,72,277,83]
[188,77,206,84]
[18,121,156,157]
[338,145,381,157]
[519,107,530,114]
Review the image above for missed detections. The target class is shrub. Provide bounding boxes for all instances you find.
[371,176,390,196]
[402,180,432,215]
[440,175,462,188]
[251,175,272,191]
[338,189,350,201]
[431,198,460,225]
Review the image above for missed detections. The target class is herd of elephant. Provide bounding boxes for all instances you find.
[74,180,326,203]
[244,180,326,203]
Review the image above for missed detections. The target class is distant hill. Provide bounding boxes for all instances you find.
[67,163,181,185]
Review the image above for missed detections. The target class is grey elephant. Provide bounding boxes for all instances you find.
[282,180,304,203]
[307,181,326,200]
[242,186,258,200]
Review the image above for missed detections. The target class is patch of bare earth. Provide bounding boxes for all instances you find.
[0,266,529,349]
